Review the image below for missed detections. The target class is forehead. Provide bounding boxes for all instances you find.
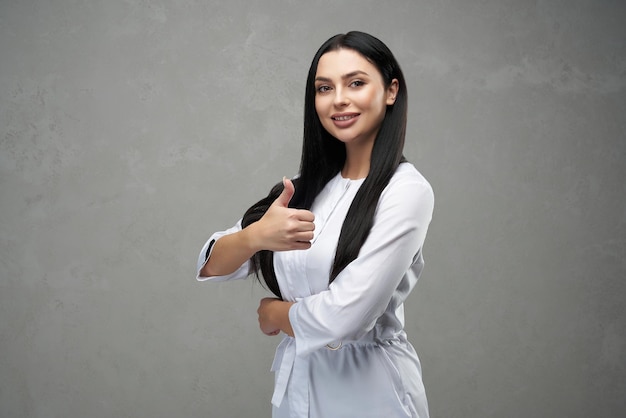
[315,48,382,80]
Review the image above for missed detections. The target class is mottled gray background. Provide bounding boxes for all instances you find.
[1,0,625,417]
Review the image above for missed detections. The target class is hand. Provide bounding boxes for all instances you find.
[257,297,282,336]
[251,178,315,252]
[257,297,295,337]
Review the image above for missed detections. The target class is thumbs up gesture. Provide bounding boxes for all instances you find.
[252,178,315,251]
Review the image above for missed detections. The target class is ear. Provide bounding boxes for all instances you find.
[386,78,399,105]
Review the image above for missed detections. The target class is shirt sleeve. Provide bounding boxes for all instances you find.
[289,171,435,356]
[196,219,252,282]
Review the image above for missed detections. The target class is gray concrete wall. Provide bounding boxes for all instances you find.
[1,1,624,417]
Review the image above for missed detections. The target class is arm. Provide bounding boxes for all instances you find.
[199,223,260,277]
[289,171,434,355]
[198,178,315,278]
[196,220,250,282]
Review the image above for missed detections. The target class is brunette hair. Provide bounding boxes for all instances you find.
[242,31,408,298]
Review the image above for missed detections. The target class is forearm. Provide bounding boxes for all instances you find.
[200,224,260,277]
[274,301,295,337]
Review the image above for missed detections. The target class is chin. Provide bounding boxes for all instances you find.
[333,135,356,144]
[326,130,356,143]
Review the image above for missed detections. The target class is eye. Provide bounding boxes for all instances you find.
[316,85,332,94]
[349,80,365,88]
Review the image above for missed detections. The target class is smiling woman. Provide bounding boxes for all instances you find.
[197,31,434,418]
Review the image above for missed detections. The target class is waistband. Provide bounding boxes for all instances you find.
[270,331,407,410]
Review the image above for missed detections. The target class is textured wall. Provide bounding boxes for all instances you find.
[1,1,625,417]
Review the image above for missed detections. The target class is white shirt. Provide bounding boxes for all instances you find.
[197,162,434,418]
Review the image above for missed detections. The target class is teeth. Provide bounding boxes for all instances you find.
[334,115,355,121]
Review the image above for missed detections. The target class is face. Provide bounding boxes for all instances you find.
[314,48,398,148]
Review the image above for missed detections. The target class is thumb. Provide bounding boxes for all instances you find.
[274,177,295,208]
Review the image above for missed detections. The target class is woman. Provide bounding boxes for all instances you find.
[197,31,434,417]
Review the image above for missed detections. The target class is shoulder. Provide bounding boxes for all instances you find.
[378,162,434,220]
[385,163,433,200]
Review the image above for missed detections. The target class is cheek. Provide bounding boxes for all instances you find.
[368,89,386,107]
[315,98,333,128]
[366,90,387,116]
[315,96,326,115]
[354,88,380,111]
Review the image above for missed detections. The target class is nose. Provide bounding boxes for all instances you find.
[333,88,349,107]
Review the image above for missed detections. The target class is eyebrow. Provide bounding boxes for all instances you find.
[314,70,370,83]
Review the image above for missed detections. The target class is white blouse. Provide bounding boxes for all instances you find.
[197,162,434,418]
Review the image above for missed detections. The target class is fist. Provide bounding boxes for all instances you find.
[258,297,281,336]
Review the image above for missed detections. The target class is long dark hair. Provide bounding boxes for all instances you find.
[242,31,408,298]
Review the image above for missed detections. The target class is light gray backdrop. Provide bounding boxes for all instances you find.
[1,1,625,417]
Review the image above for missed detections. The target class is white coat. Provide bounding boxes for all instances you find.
[197,162,434,417]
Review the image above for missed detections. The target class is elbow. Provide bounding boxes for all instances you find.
[330,303,383,341]
[199,262,214,278]
[196,264,214,282]
[197,239,217,279]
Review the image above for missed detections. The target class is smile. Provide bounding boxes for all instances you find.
[331,114,359,121]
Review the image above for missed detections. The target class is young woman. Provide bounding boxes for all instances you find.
[197,31,434,418]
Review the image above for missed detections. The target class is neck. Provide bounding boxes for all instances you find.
[342,141,373,180]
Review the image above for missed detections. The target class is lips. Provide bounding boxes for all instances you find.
[331,113,359,128]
